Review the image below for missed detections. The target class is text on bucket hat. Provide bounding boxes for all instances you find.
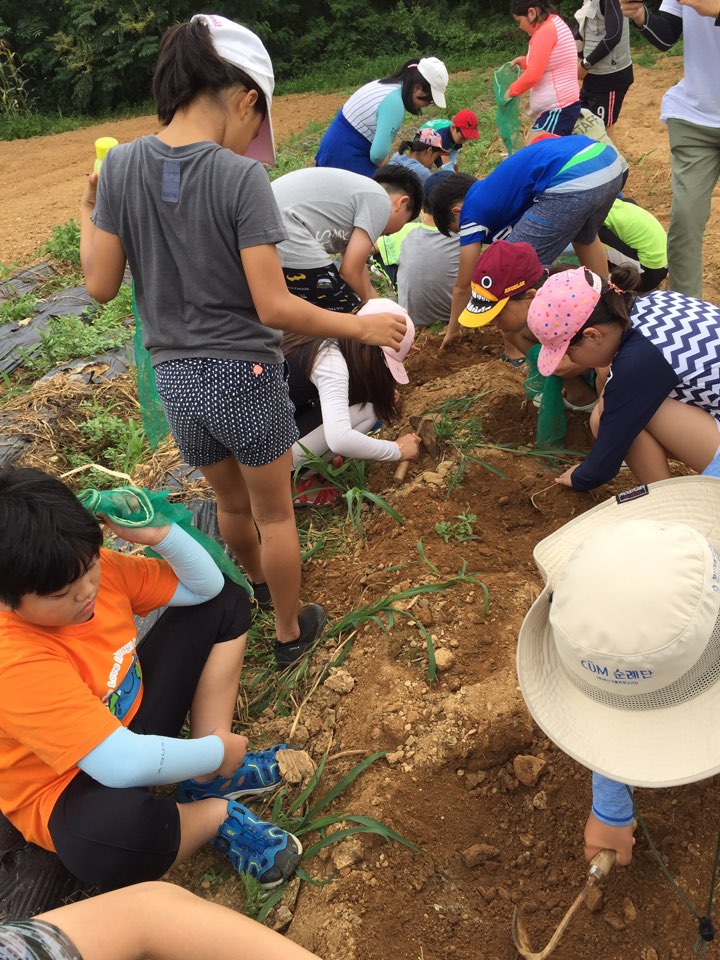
[526,267,602,375]
[417,57,448,108]
[418,128,443,149]
[459,240,545,328]
[516,476,720,788]
[357,299,415,385]
[452,109,480,140]
[190,13,276,164]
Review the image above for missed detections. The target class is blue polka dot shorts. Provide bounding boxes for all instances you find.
[154,358,299,468]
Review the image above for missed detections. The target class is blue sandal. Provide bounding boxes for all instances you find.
[499,353,526,368]
[215,800,303,888]
[177,744,285,804]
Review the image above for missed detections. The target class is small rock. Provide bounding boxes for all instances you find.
[460,843,500,868]
[416,606,434,627]
[498,496,510,506]
[585,885,604,914]
[604,914,627,931]
[513,755,547,787]
[641,949,659,960]
[434,648,454,672]
[331,836,364,871]
[270,905,294,931]
[323,668,355,695]
[422,471,445,486]
[386,749,404,766]
[622,897,638,923]
[532,790,547,810]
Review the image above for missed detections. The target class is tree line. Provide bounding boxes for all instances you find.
[0,0,577,115]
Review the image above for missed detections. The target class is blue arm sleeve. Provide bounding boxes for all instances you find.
[153,525,225,606]
[592,771,635,826]
[572,332,679,491]
[78,726,224,788]
[702,445,720,477]
[371,88,406,166]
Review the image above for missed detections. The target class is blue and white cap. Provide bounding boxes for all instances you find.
[517,476,720,788]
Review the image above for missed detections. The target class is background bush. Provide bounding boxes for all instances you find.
[0,0,578,115]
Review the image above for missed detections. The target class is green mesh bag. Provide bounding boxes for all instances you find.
[524,345,567,449]
[78,485,251,595]
[493,61,522,155]
[131,284,170,451]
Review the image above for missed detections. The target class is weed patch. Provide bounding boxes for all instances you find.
[43,220,81,266]
[0,293,38,326]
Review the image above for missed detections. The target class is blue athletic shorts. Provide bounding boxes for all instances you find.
[531,101,582,136]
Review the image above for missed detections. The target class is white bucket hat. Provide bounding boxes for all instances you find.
[417,57,448,108]
[191,14,276,164]
[517,476,720,788]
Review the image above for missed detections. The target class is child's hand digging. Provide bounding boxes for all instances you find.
[584,811,636,866]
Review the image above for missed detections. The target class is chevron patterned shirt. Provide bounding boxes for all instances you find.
[572,290,720,491]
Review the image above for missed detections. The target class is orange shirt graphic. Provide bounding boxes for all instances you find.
[0,550,177,850]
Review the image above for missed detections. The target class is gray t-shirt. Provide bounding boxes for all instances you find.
[271,168,391,269]
[397,225,459,328]
[93,136,287,365]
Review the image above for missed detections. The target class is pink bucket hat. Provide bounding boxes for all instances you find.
[418,128,443,149]
[527,268,603,376]
[358,299,415,384]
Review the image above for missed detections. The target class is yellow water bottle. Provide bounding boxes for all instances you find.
[94,136,118,175]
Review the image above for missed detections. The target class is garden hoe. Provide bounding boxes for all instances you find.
[393,415,440,483]
[512,849,616,960]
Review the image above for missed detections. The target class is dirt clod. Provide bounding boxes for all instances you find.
[434,648,454,672]
[276,748,316,785]
[323,668,355,694]
[585,885,604,914]
[460,843,500,868]
[513,754,547,787]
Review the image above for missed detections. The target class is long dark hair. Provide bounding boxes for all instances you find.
[153,19,267,124]
[282,336,399,424]
[568,264,642,346]
[379,59,432,115]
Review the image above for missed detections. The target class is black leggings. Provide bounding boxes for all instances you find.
[47,579,250,891]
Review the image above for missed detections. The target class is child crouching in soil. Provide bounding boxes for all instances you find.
[0,467,301,892]
[517,475,720,873]
[456,239,598,408]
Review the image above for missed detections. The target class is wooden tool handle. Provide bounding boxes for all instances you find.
[588,849,616,882]
[394,458,411,482]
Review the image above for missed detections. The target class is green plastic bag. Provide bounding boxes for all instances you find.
[493,61,522,155]
[524,345,567,449]
[78,485,251,595]
[131,284,170,451]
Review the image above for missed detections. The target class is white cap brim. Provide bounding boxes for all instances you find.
[244,114,276,165]
[517,476,720,787]
[430,85,446,108]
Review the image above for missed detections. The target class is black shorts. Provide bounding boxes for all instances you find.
[531,101,581,136]
[47,579,250,892]
[580,84,630,127]
[282,264,362,313]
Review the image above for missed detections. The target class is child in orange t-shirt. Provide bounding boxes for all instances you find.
[0,467,302,892]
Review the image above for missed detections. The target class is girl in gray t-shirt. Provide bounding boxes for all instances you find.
[79,14,407,674]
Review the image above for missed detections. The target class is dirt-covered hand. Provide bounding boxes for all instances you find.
[584,811,635,866]
[441,326,464,350]
[210,730,249,778]
[555,466,578,488]
[396,433,422,461]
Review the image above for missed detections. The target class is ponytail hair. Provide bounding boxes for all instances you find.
[153,18,267,125]
[568,264,642,345]
[282,337,399,424]
[379,58,432,115]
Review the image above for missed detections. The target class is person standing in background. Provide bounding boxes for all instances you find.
[620,0,720,298]
[576,0,634,133]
